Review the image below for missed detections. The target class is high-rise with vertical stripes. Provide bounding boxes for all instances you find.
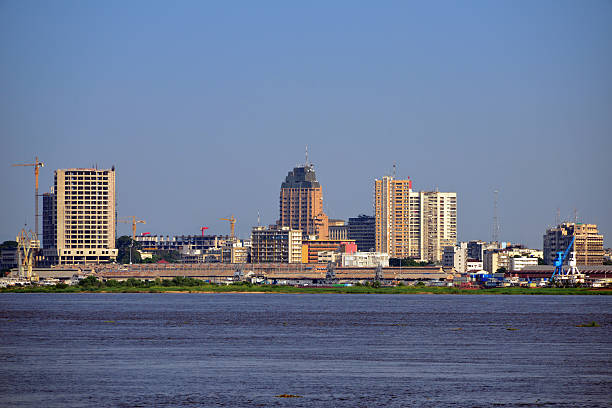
[375,176,456,262]
[278,164,329,240]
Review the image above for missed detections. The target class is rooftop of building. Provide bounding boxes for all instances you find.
[349,214,375,220]
[56,168,114,172]
[547,222,599,230]
[252,225,302,232]
[281,165,321,189]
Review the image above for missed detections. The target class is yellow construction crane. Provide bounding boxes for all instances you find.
[12,156,44,238]
[16,228,40,282]
[119,216,146,240]
[220,215,236,238]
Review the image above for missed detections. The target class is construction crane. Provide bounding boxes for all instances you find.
[119,216,146,240]
[220,215,236,238]
[201,227,209,237]
[12,157,44,237]
[550,236,575,282]
[16,228,40,282]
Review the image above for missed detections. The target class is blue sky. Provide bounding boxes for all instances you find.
[1,1,611,248]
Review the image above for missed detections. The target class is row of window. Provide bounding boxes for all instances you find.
[65,233,109,237]
[64,172,109,178]
[64,184,109,189]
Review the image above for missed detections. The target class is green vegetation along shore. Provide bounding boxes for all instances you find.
[0,276,610,295]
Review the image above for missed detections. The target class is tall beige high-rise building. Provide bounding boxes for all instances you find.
[375,176,457,262]
[43,168,117,264]
[278,164,329,239]
[543,222,604,265]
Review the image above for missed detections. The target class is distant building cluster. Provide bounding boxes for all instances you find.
[543,222,604,265]
[444,240,544,274]
[2,157,606,289]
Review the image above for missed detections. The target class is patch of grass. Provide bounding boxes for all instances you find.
[576,321,600,327]
[1,281,609,295]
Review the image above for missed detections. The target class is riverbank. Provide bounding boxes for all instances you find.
[1,284,610,295]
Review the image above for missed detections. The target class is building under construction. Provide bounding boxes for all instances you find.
[134,234,243,263]
[42,168,117,264]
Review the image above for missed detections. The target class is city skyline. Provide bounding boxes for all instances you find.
[3,160,607,250]
[2,1,611,249]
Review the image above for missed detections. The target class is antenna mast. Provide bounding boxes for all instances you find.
[305,145,309,166]
[573,208,578,223]
[492,190,500,243]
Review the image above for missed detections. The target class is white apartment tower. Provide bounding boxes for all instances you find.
[43,168,117,264]
[251,226,303,263]
[375,176,457,262]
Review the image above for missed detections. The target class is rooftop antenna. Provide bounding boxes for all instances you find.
[257,210,261,226]
[573,208,578,223]
[305,145,309,166]
[492,190,500,243]
[392,162,396,178]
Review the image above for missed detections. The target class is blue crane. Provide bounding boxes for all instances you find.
[550,236,575,282]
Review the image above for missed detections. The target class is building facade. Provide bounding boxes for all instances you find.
[328,219,348,240]
[341,252,390,268]
[348,215,376,252]
[483,250,511,273]
[543,223,604,265]
[443,243,467,274]
[0,245,18,271]
[43,168,117,264]
[42,192,56,251]
[466,240,500,261]
[509,257,538,272]
[221,242,250,264]
[375,176,457,262]
[466,259,484,272]
[278,164,329,240]
[251,226,303,263]
[135,234,233,253]
[301,239,356,264]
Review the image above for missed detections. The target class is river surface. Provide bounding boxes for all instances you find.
[0,294,611,407]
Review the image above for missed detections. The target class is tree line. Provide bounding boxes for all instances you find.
[115,236,181,264]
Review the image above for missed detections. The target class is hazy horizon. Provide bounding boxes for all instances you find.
[2,1,611,249]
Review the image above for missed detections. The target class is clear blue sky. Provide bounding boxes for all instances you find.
[1,1,611,249]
